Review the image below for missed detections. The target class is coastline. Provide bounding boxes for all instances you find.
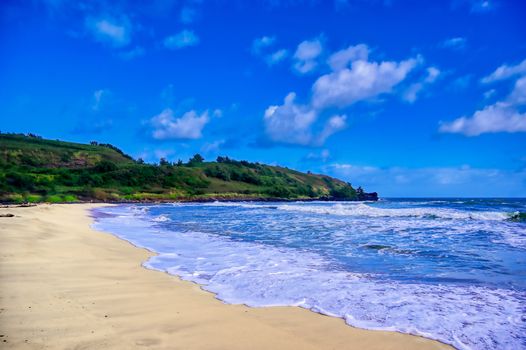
[0,203,451,349]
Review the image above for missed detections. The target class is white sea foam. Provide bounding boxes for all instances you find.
[92,205,526,350]
[151,214,171,222]
[277,203,510,221]
[205,201,270,209]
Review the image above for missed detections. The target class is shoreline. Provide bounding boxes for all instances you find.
[0,203,451,349]
[0,195,378,206]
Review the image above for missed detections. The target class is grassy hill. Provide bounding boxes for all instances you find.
[0,133,377,203]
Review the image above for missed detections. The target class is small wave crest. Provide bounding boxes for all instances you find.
[278,203,510,221]
[152,214,171,222]
[509,211,526,222]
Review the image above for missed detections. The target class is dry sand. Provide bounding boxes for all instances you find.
[0,204,452,349]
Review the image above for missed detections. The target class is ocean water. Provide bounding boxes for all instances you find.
[92,199,526,350]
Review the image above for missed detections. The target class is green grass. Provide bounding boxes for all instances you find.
[0,133,372,203]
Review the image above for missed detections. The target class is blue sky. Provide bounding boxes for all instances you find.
[1,0,525,197]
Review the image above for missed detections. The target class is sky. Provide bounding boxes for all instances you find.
[1,0,526,197]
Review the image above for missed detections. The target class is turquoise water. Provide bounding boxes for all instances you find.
[93,199,526,350]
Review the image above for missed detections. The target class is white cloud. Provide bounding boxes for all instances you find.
[439,102,526,136]
[201,140,225,153]
[305,149,331,162]
[251,36,276,54]
[263,42,425,145]
[91,89,110,111]
[292,38,323,74]
[85,16,131,48]
[264,92,317,145]
[509,76,526,104]
[266,49,288,65]
[471,0,494,12]
[264,93,347,146]
[484,89,496,99]
[403,66,441,103]
[441,75,526,136]
[251,36,288,66]
[440,37,467,50]
[328,44,369,71]
[425,66,440,83]
[150,108,209,140]
[164,30,199,49]
[317,114,347,144]
[312,57,419,108]
[481,59,526,83]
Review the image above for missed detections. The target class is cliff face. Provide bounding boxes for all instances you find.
[1,133,378,203]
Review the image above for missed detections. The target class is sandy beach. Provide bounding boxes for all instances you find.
[0,204,451,349]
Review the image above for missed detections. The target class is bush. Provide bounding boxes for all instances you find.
[25,194,43,203]
[62,195,78,202]
[45,195,63,203]
[5,172,34,191]
[94,160,118,172]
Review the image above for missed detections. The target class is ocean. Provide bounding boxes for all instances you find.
[92,199,526,350]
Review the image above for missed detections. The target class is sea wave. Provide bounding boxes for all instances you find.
[91,204,526,350]
[152,214,171,222]
[278,203,511,221]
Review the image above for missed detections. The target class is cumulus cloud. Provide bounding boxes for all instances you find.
[440,37,467,50]
[85,16,131,47]
[251,36,289,67]
[312,57,419,108]
[508,76,526,104]
[317,114,347,144]
[439,102,526,136]
[263,92,346,146]
[440,76,526,136]
[149,108,209,140]
[262,42,424,145]
[266,49,289,65]
[164,30,199,49]
[481,59,526,83]
[264,93,317,145]
[403,66,441,103]
[328,44,369,71]
[292,37,323,74]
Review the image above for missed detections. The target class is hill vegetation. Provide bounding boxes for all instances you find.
[0,133,377,203]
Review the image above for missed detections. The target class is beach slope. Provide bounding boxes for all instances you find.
[0,204,451,349]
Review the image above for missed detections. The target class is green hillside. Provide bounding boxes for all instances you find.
[0,133,377,203]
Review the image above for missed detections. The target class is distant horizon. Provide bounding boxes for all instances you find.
[1,0,525,197]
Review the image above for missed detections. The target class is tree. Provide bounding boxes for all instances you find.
[188,154,204,166]
[217,156,231,163]
[137,158,145,164]
[159,158,169,166]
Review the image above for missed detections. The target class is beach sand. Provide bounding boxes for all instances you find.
[0,204,452,349]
